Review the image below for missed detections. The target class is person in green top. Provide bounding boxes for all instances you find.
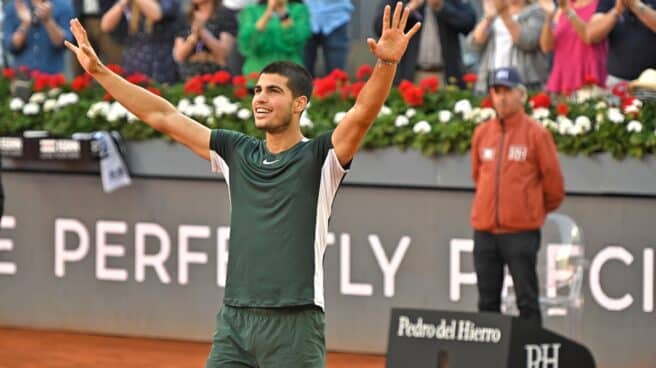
[238,0,311,77]
[65,3,421,367]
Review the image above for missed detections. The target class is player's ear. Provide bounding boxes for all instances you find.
[293,95,308,114]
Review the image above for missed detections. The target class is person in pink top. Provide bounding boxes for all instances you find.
[539,0,608,94]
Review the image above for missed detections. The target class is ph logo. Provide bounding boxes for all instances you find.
[525,343,561,368]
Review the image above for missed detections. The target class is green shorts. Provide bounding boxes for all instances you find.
[206,304,326,368]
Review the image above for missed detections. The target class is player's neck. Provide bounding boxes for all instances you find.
[265,129,304,154]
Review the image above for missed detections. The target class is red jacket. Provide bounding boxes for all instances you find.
[470,111,565,233]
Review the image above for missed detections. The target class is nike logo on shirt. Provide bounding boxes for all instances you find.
[262,159,279,165]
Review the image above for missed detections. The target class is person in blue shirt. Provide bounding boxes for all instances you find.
[302,0,353,77]
[3,0,74,74]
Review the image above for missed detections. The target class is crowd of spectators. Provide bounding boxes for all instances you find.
[1,0,655,95]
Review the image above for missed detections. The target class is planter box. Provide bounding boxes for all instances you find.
[3,139,656,196]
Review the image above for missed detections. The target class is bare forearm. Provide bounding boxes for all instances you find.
[11,23,30,49]
[540,15,555,52]
[42,18,66,46]
[631,1,656,32]
[500,10,522,42]
[255,10,273,31]
[201,30,233,65]
[472,17,494,45]
[93,65,177,132]
[134,0,163,21]
[101,0,127,32]
[587,11,618,43]
[564,8,590,43]
[173,36,196,62]
[350,60,396,126]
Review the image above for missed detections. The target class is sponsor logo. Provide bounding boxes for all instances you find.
[397,316,502,343]
[525,343,561,368]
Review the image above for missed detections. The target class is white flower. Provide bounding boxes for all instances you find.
[194,96,206,105]
[595,101,607,110]
[48,88,61,98]
[405,108,416,118]
[532,108,550,120]
[177,98,191,112]
[237,108,252,120]
[191,103,212,118]
[56,92,79,108]
[300,110,313,128]
[86,101,111,119]
[596,112,605,125]
[22,102,40,115]
[438,110,453,123]
[43,99,58,112]
[607,108,624,124]
[476,108,496,123]
[624,104,639,114]
[627,120,643,133]
[394,115,410,127]
[464,107,479,121]
[212,95,231,108]
[413,120,431,134]
[29,92,46,104]
[542,119,557,130]
[127,111,139,123]
[106,102,128,122]
[300,111,313,128]
[557,116,574,135]
[378,105,392,116]
[334,111,347,124]
[454,99,472,115]
[215,101,239,116]
[574,116,592,133]
[9,98,24,111]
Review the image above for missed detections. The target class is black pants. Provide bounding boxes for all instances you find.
[473,230,542,326]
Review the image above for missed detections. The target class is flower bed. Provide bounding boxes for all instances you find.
[1,65,655,159]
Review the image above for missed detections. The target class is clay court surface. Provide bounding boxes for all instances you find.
[0,327,385,368]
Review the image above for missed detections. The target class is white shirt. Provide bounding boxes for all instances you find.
[491,16,517,70]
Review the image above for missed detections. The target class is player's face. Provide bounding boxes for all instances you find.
[252,73,296,134]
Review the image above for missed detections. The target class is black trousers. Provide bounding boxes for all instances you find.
[473,230,542,326]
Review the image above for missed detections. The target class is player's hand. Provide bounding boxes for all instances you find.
[367,2,422,64]
[65,18,104,75]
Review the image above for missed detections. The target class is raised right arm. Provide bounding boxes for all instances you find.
[66,18,212,160]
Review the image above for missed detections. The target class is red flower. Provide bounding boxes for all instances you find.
[480,95,493,108]
[463,73,478,84]
[48,74,66,89]
[313,76,338,99]
[146,86,161,96]
[184,77,205,95]
[529,92,551,109]
[349,81,365,99]
[103,92,114,101]
[398,80,414,93]
[211,70,231,85]
[583,75,598,86]
[356,64,373,81]
[612,82,629,98]
[329,68,349,83]
[419,76,439,93]
[18,65,29,73]
[232,75,247,86]
[3,68,15,79]
[401,85,424,107]
[556,102,569,116]
[126,73,150,85]
[33,75,49,91]
[107,64,124,76]
[234,86,248,99]
[71,75,92,91]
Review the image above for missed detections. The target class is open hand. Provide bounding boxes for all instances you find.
[15,0,32,25]
[367,2,421,64]
[538,0,556,16]
[33,0,53,22]
[64,18,104,75]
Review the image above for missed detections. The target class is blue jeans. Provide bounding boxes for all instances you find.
[303,22,350,77]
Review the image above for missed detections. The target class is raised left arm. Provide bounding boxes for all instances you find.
[331,2,421,166]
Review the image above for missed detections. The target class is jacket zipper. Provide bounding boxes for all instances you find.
[495,122,505,229]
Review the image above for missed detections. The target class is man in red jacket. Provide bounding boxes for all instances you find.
[470,67,565,326]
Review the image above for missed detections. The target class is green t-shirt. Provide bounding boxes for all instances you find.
[210,129,348,309]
